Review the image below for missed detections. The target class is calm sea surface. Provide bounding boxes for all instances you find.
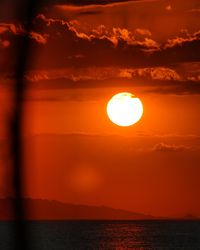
[0,220,200,249]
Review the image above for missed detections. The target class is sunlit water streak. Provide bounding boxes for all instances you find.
[0,220,200,249]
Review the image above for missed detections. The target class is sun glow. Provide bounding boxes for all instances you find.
[107,92,143,127]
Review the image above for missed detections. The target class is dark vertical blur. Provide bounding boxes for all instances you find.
[9,0,39,249]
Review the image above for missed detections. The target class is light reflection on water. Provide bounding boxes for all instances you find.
[0,220,200,249]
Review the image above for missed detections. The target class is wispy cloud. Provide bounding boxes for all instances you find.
[152,142,192,152]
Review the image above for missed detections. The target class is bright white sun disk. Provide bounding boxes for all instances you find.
[107,92,143,126]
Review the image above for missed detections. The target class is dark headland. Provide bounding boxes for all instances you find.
[0,198,154,220]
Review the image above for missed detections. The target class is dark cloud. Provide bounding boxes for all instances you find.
[1,14,200,70]
[0,15,200,95]
[22,65,200,95]
[25,66,182,83]
[77,10,103,15]
[25,73,200,95]
[0,23,47,72]
[148,80,200,95]
[44,0,135,7]
[29,15,200,69]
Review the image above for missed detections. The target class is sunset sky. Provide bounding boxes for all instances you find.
[0,0,200,217]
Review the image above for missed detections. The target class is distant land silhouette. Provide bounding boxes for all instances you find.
[0,198,199,220]
[0,198,155,220]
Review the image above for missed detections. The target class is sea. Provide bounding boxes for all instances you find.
[0,220,200,249]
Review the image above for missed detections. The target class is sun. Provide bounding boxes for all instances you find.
[107,92,143,127]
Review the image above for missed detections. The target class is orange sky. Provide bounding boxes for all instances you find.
[0,0,200,217]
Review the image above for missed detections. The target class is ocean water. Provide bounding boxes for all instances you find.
[0,220,200,249]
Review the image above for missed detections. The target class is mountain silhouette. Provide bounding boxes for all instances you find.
[0,198,154,220]
[182,214,199,220]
